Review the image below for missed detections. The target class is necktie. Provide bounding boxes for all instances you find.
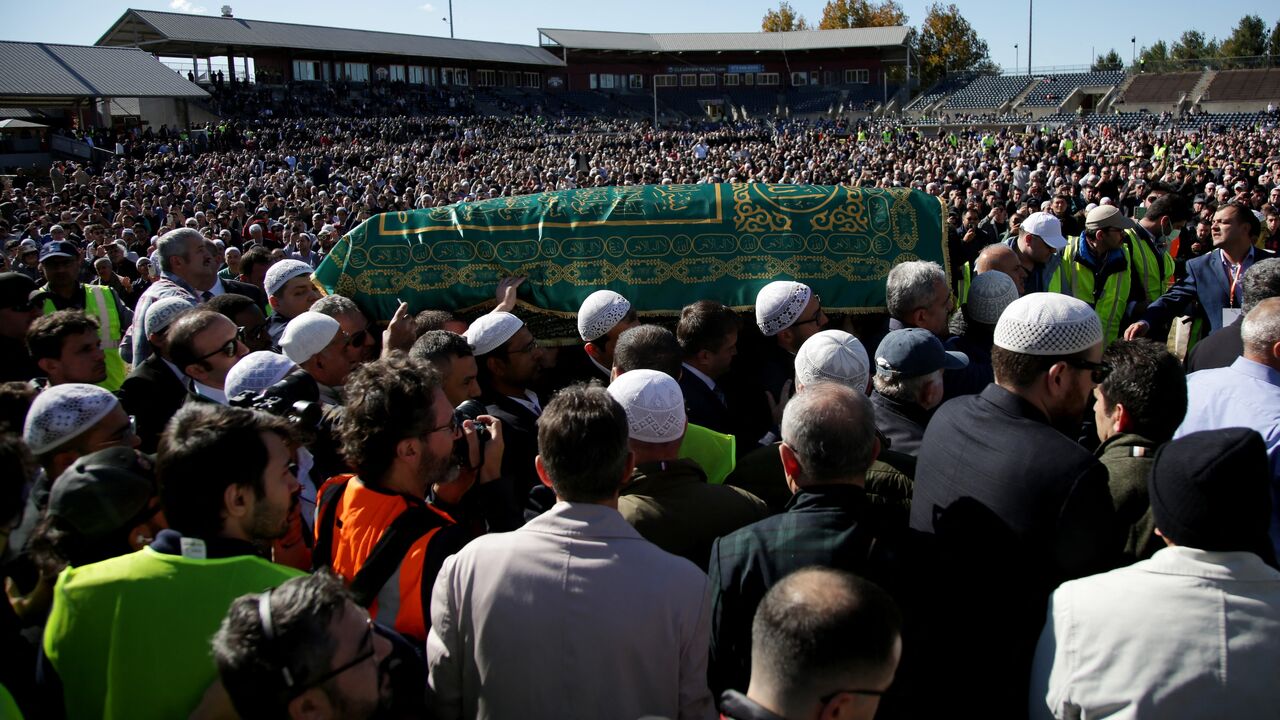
[713,383,727,407]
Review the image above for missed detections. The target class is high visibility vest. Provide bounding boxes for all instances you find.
[43,285,127,391]
[1152,143,1167,160]
[1050,239,1133,346]
[957,261,974,305]
[678,422,736,485]
[1124,228,1172,303]
[313,474,454,642]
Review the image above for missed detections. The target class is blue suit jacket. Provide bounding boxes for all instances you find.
[1141,247,1275,335]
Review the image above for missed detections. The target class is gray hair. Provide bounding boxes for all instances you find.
[1243,258,1280,313]
[1242,297,1280,358]
[781,383,877,484]
[310,294,360,319]
[872,369,941,404]
[156,227,204,273]
[886,260,946,321]
[92,257,111,270]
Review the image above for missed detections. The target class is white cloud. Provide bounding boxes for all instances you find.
[170,0,209,13]
[420,3,435,10]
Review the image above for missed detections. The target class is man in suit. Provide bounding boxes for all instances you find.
[1186,258,1280,372]
[465,311,549,518]
[910,293,1118,718]
[117,297,196,452]
[676,300,739,437]
[1126,202,1276,343]
[708,383,895,699]
[167,309,249,406]
[204,237,268,312]
[426,383,715,720]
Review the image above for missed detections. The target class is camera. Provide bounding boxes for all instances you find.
[229,369,325,436]
[452,399,491,470]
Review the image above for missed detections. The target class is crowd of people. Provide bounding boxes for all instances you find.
[0,98,1279,719]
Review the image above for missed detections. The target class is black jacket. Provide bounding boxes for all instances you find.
[1184,315,1243,373]
[221,278,269,313]
[907,383,1117,717]
[483,391,553,520]
[678,369,733,437]
[869,390,930,456]
[117,354,189,453]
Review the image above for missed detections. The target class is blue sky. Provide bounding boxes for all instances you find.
[2,1,1275,71]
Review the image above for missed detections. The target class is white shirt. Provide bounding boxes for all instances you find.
[508,389,542,417]
[681,362,717,392]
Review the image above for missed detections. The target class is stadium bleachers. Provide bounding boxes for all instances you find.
[943,75,1034,109]
[905,73,976,112]
[1202,68,1280,103]
[1121,72,1201,105]
[1020,70,1126,107]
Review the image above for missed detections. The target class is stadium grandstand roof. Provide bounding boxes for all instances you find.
[0,41,209,103]
[537,27,911,53]
[98,8,565,67]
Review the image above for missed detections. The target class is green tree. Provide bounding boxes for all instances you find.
[1170,30,1218,66]
[818,0,908,29]
[1220,15,1267,58]
[1137,40,1171,72]
[915,3,996,87]
[1092,49,1123,71]
[762,1,810,32]
[1270,19,1280,63]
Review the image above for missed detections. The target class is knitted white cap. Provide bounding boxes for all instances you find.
[607,369,686,443]
[225,351,298,400]
[24,384,120,454]
[755,281,812,336]
[145,296,195,336]
[265,259,314,298]
[794,330,870,392]
[464,311,523,356]
[966,271,1020,325]
[994,293,1102,355]
[577,290,632,341]
[280,312,341,364]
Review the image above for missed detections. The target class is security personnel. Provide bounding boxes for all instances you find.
[311,354,505,642]
[1126,194,1187,303]
[1051,206,1148,346]
[32,240,130,391]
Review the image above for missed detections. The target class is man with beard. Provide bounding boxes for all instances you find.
[41,405,303,719]
[312,354,502,643]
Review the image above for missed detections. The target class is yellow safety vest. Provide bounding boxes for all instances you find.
[43,285,128,391]
[1124,228,1173,303]
[957,261,974,305]
[678,423,736,485]
[1050,239,1133,347]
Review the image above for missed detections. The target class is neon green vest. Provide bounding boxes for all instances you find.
[43,284,127,391]
[44,547,303,720]
[1124,228,1171,303]
[957,261,974,305]
[679,422,736,485]
[1050,239,1132,346]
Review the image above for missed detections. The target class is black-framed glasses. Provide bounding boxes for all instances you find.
[792,294,825,327]
[1062,357,1112,384]
[421,416,459,438]
[343,328,370,348]
[195,337,240,362]
[238,322,269,343]
[259,589,377,698]
[509,336,540,354]
[819,688,888,704]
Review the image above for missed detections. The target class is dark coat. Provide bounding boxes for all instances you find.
[117,354,188,453]
[907,383,1118,717]
[870,390,930,456]
[1140,247,1276,336]
[1184,315,1243,373]
[221,278,269,313]
[483,391,553,520]
[708,485,900,697]
[618,458,768,571]
[1097,432,1162,563]
[679,369,733,437]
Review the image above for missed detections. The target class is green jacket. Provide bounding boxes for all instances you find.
[1096,432,1162,563]
[619,458,768,571]
[44,547,302,719]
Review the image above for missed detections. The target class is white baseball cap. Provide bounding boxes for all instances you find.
[1019,212,1068,250]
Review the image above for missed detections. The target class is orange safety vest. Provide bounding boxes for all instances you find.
[313,474,457,641]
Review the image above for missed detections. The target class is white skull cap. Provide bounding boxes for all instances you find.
[966,271,1020,325]
[607,369,686,443]
[24,384,120,455]
[794,330,870,392]
[755,281,812,336]
[280,312,341,365]
[577,290,632,342]
[464,311,523,356]
[994,292,1102,355]
[265,259,314,298]
[145,296,195,336]
[225,351,298,401]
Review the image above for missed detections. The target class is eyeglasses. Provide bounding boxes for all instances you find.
[343,328,370,348]
[238,323,269,344]
[1062,357,1112,384]
[421,416,459,438]
[259,590,377,698]
[195,337,240,362]
[792,294,825,327]
[509,337,540,354]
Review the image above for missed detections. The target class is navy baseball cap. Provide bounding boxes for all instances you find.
[39,240,78,262]
[875,328,968,378]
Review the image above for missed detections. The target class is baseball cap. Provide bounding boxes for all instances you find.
[874,328,968,378]
[39,240,78,262]
[48,448,158,540]
[1020,212,1068,250]
[0,272,36,309]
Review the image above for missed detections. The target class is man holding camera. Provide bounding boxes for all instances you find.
[312,354,504,643]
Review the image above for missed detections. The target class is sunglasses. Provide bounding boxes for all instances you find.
[1062,357,1112,384]
[196,338,240,362]
[2,300,33,313]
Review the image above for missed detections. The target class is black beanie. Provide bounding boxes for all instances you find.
[1148,427,1275,565]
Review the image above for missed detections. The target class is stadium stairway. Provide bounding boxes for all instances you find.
[1189,70,1217,108]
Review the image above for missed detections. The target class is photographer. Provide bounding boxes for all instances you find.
[312,353,505,643]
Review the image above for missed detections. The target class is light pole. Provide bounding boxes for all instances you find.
[1014,43,1019,74]
[1027,0,1033,76]
[1131,37,1136,67]
[445,0,454,38]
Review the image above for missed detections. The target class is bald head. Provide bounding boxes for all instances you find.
[975,243,1025,295]
[1242,297,1280,368]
